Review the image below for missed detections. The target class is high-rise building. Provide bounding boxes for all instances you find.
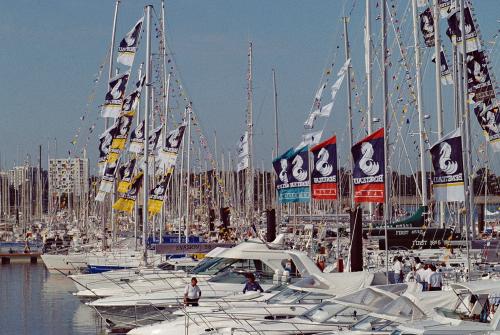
[48,157,89,212]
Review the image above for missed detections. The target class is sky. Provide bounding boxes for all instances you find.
[0,0,499,175]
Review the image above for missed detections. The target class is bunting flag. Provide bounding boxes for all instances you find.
[420,7,435,47]
[446,7,480,53]
[148,172,172,215]
[473,100,500,152]
[466,51,496,103]
[158,124,186,169]
[430,128,465,201]
[95,159,120,202]
[129,121,145,153]
[117,158,137,193]
[272,147,310,203]
[304,59,349,129]
[113,171,144,213]
[351,128,385,203]
[296,130,322,150]
[432,49,453,85]
[311,135,338,200]
[101,72,130,118]
[117,17,144,67]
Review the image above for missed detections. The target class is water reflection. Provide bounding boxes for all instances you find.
[0,263,102,335]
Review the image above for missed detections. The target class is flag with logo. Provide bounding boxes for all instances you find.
[122,75,146,117]
[420,7,435,47]
[98,124,117,168]
[158,124,186,170]
[117,158,137,193]
[148,172,172,215]
[430,128,465,201]
[101,72,130,118]
[113,171,143,213]
[474,100,500,152]
[110,113,134,151]
[446,7,480,53]
[272,147,310,203]
[351,128,385,203]
[129,121,145,154]
[117,17,143,67]
[311,135,338,200]
[466,51,495,103]
[432,48,453,85]
[95,159,120,202]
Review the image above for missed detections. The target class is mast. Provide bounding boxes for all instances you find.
[343,16,354,209]
[38,145,42,220]
[272,69,279,223]
[246,42,254,226]
[366,0,374,217]
[185,104,192,243]
[411,0,428,210]
[134,64,143,250]
[433,0,445,228]
[381,0,390,283]
[142,4,152,263]
[459,0,472,274]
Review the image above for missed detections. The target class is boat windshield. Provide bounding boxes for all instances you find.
[351,316,396,331]
[303,302,369,323]
[267,288,331,304]
[190,257,226,274]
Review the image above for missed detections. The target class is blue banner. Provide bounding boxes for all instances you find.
[273,146,310,203]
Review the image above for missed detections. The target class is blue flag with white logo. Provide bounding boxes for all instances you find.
[272,147,310,203]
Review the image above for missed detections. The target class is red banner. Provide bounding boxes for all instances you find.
[311,135,337,200]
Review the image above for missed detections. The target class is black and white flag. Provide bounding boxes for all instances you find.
[446,7,480,53]
[102,72,130,118]
[430,128,465,202]
[466,51,495,103]
[420,7,435,47]
[158,124,186,169]
[237,131,249,158]
[432,48,453,85]
[473,100,500,152]
[117,17,144,67]
[129,121,145,154]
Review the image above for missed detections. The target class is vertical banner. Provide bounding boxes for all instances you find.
[351,128,385,203]
[101,72,130,118]
[430,128,465,201]
[129,121,145,154]
[272,147,310,203]
[310,135,338,200]
[148,172,172,216]
[432,49,453,85]
[117,17,144,67]
[95,158,121,202]
[98,124,117,168]
[466,51,495,103]
[158,124,186,170]
[419,7,435,47]
[110,114,134,150]
[474,100,500,152]
[446,7,480,53]
[117,158,137,193]
[113,171,144,213]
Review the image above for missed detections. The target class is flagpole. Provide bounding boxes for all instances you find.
[411,0,429,212]
[272,69,280,227]
[142,4,152,264]
[381,0,390,284]
[134,64,143,251]
[246,42,254,227]
[185,105,192,243]
[459,0,472,276]
[365,0,374,218]
[431,0,445,228]
[342,17,354,210]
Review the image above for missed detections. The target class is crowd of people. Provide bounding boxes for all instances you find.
[393,256,443,291]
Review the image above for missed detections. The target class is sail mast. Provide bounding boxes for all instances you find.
[381,0,390,283]
[411,0,428,210]
[365,0,373,217]
[246,42,254,226]
[343,17,354,209]
[272,69,279,223]
[433,0,445,228]
[142,4,152,262]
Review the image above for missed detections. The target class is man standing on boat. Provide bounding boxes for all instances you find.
[243,273,264,293]
[427,265,443,291]
[184,277,201,306]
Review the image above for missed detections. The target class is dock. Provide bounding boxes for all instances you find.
[0,252,41,264]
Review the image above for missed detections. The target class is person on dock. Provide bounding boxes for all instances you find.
[243,273,264,293]
[427,265,443,291]
[184,277,201,306]
[393,256,403,283]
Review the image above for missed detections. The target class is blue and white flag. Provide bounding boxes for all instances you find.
[272,147,310,203]
[430,128,465,202]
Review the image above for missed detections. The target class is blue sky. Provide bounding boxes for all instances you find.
[0,0,499,175]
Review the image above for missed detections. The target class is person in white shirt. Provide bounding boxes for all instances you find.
[393,256,403,283]
[427,265,443,291]
[423,264,433,290]
[415,263,426,289]
[184,277,201,306]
